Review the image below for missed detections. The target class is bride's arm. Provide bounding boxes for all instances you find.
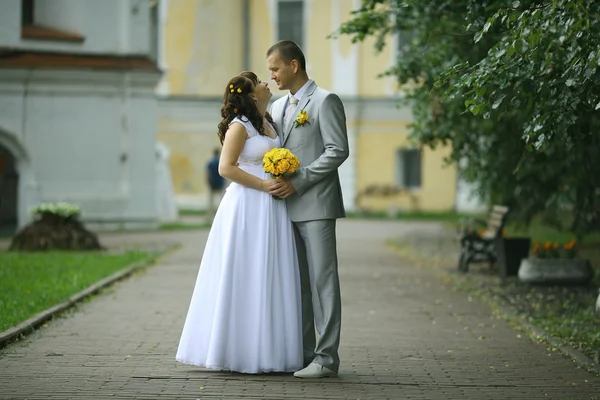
[218,122,273,192]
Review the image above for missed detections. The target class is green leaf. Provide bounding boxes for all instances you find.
[474,31,484,43]
[333,0,600,239]
[492,95,506,109]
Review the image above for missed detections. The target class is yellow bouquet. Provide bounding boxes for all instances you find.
[263,147,300,177]
[263,148,300,199]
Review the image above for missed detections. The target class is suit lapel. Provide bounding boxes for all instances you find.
[283,81,317,146]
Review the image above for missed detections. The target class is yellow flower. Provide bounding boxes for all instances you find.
[263,159,275,174]
[294,110,309,127]
[237,88,242,93]
[263,147,300,177]
[278,159,290,173]
[229,84,234,89]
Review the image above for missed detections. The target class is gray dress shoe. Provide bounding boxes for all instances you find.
[293,362,337,378]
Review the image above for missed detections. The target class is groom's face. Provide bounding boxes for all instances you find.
[266,51,295,91]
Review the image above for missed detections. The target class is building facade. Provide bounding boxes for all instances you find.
[157,0,480,214]
[0,0,163,231]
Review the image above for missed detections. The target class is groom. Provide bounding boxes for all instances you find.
[266,40,349,378]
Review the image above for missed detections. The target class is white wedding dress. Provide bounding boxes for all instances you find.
[176,117,303,373]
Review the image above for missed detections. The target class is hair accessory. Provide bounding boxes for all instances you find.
[229,84,242,94]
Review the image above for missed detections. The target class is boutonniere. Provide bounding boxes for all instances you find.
[294,110,309,128]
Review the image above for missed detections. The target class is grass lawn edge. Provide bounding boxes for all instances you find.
[388,241,600,376]
[0,243,179,348]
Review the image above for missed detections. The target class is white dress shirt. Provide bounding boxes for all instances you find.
[283,79,313,121]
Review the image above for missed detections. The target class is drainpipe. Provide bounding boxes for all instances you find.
[243,0,250,70]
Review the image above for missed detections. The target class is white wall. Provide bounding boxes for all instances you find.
[0,69,161,229]
[0,0,162,229]
[0,0,153,56]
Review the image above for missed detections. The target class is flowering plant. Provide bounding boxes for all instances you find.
[263,148,300,199]
[294,110,309,128]
[31,202,81,219]
[532,239,577,259]
[263,148,300,178]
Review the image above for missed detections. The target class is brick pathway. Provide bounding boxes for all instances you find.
[1,220,599,399]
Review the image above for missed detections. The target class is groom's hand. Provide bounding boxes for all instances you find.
[268,179,296,198]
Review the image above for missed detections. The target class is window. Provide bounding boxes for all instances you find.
[277,1,304,49]
[21,0,34,26]
[397,30,415,59]
[20,0,84,43]
[396,148,422,189]
[149,0,160,62]
[391,0,415,60]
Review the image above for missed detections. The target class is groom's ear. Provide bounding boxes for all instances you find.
[291,59,299,74]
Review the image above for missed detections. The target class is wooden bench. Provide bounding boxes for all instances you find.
[457,205,509,273]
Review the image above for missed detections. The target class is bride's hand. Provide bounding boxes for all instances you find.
[261,178,279,192]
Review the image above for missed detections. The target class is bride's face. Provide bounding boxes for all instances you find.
[253,79,272,104]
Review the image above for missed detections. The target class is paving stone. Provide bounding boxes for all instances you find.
[1,221,599,400]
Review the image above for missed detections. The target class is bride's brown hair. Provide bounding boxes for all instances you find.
[238,71,275,127]
[217,75,265,144]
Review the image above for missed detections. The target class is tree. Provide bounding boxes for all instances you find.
[335,0,600,238]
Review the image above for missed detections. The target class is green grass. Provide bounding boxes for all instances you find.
[346,210,473,225]
[178,209,206,216]
[158,222,210,231]
[492,220,600,355]
[529,295,600,361]
[0,251,152,332]
[505,220,600,246]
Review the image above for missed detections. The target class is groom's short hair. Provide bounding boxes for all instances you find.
[266,40,306,71]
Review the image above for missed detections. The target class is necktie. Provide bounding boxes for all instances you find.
[285,96,299,132]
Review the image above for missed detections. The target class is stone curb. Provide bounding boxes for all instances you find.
[0,246,177,348]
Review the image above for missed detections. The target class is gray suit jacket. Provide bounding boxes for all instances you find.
[270,81,349,222]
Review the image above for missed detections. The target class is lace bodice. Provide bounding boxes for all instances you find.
[231,117,280,166]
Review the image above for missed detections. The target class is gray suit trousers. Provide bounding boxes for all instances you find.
[292,219,341,372]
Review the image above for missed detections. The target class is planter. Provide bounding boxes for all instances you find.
[518,258,594,285]
[495,237,531,279]
[39,212,67,225]
[9,213,102,251]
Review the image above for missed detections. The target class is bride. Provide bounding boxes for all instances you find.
[175,73,303,373]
